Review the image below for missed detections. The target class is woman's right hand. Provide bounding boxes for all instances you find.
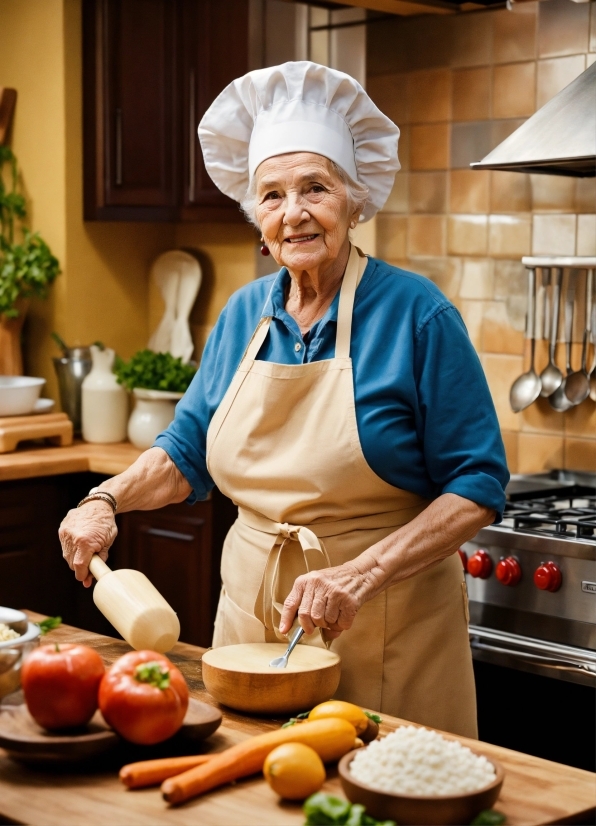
[59,501,118,588]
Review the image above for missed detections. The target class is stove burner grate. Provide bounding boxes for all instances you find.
[502,495,596,539]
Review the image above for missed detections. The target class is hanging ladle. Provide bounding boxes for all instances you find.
[590,303,596,403]
[564,269,593,406]
[540,267,564,397]
[549,272,577,412]
[510,267,541,412]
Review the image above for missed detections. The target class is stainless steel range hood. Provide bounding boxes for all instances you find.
[471,61,596,177]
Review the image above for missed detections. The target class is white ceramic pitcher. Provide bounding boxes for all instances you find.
[81,345,128,443]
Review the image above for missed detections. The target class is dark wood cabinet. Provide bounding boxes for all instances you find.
[0,475,236,647]
[178,0,249,222]
[83,0,249,222]
[0,476,86,623]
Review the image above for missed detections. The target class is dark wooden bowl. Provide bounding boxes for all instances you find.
[338,748,505,826]
[0,697,221,763]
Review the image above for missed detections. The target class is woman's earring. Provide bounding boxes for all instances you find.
[260,238,270,256]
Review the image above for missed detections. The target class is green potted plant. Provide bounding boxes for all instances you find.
[0,146,61,375]
[113,349,197,448]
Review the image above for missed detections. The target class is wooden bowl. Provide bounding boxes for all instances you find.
[338,748,505,826]
[201,643,341,715]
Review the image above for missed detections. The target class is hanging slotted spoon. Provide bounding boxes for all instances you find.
[549,272,577,412]
[564,269,593,406]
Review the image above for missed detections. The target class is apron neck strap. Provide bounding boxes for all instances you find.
[242,316,272,364]
[244,244,366,364]
[336,244,366,360]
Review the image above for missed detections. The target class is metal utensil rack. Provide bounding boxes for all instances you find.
[510,257,596,412]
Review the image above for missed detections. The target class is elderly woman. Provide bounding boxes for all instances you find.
[60,61,508,738]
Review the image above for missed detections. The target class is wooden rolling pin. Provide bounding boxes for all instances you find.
[89,556,180,653]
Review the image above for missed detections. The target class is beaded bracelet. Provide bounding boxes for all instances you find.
[77,491,118,514]
[88,487,118,511]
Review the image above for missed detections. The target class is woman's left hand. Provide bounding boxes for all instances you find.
[279,563,373,639]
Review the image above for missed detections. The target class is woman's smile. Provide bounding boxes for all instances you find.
[284,234,319,244]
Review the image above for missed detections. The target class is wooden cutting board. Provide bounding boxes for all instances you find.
[0,413,73,453]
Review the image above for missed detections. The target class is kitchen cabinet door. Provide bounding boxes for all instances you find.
[83,0,251,223]
[178,0,248,223]
[118,499,216,647]
[83,0,178,221]
[0,478,78,621]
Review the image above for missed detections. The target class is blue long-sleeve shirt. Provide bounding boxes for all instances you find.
[154,256,509,519]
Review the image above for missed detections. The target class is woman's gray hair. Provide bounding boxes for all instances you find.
[241,159,369,230]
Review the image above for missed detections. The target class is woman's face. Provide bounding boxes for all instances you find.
[254,152,361,273]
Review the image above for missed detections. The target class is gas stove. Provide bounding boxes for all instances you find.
[461,471,596,687]
[503,494,596,540]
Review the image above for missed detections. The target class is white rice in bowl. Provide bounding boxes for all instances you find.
[350,725,496,797]
[0,622,20,642]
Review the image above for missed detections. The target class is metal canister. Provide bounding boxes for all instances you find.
[52,346,92,434]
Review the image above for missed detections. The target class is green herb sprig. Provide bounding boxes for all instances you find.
[471,811,506,825]
[303,793,396,826]
[37,616,62,636]
[0,146,60,318]
[114,349,197,393]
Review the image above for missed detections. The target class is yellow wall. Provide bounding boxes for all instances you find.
[0,0,256,401]
[0,0,67,395]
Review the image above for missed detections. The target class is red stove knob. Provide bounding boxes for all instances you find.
[458,549,468,572]
[467,550,493,579]
[534,561,562,592]
[495,556,521,586]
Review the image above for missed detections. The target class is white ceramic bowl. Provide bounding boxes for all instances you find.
[0,608,41,700]
[0,376,46,416]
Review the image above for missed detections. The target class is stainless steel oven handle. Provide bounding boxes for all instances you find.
[470,639,596,675]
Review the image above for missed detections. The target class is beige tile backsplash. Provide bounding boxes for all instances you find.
[409,172,448,213]
[537,0,590,58]
[492,62,536,118]
[368,0,596,474]
[452,68,491,121]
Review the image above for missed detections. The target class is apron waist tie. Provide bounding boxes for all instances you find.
[238,503,430,538]
[239,503,430,644]
[252,517,332,643]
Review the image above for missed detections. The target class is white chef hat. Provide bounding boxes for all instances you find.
[198,61,400,222]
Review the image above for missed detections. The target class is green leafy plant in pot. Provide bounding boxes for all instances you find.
[0,146,61,375]
[113,349,197,449]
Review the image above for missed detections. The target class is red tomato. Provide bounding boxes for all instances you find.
[98,650,189,745]
[21,644,105,730]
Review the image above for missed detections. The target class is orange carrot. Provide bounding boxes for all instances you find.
[161,717,356,806]
[120,755,213,789]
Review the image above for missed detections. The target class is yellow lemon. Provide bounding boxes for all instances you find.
[263,742,326,800]
[308,700,368,735]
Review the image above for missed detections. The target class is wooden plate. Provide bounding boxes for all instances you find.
[338,748,505,826]
[0,698,222,763]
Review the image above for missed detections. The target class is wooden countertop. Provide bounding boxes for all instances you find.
[0,615,594,826]
[0,441,144,482]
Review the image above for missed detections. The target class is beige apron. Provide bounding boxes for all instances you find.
[206,245,477,738]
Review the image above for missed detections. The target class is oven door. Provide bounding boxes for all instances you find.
[469,625,596,688]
